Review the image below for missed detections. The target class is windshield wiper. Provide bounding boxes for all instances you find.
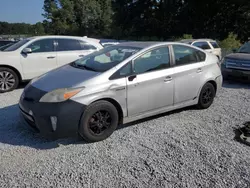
[238,51,250,54]
[72,63,98,72]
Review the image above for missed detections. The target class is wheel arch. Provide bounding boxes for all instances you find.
[91,98,124,125]
[0,65,22,82]
[207,80,217,93]
[198,79,218,98]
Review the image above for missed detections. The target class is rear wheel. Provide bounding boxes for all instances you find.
[0,67,19,93]
[79,100,118,142]
[197,83,215,109]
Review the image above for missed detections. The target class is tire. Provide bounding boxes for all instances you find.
[79,100,119,142]
[197,83,216,109]
[222,74,228,81]
[0,67,19,93]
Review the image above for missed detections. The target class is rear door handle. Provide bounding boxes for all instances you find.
[47,56,56,59]
[164,76,172,82]
[197,68,203,73]
[79,55,84,58]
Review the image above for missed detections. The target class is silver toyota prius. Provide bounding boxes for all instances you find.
[19,42,222,142]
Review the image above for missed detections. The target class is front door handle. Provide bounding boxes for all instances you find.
[47,56,56,59]
[164,76,172,82]
[197,68,203,73]
[79,55,84,58]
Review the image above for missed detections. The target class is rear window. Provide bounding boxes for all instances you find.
[210,41,220,48]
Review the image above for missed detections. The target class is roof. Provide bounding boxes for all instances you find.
[180,39,217,43]
[116,42,166,49]
[27,35,100,43]
[26,35,102,48]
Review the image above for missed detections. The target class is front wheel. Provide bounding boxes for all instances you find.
[79,100,119,142]
[0,67,19,93]
[197,83,216,109]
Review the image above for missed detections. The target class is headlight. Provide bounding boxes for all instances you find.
[39,88,84,103]
[221,58,226,65]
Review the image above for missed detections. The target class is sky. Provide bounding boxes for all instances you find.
[0,0,44,24]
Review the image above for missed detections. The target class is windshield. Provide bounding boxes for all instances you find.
[238,42,250,54]
[0,42,17,51]
[4,39,30,51]
[72,45,141,72]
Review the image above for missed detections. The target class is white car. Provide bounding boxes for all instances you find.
[180,39,222,61]
[0,35,103,93]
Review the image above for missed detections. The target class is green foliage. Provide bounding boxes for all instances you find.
[0,22,45,35]
[42,0,113,37]
[219,33,242,49]
[174,34,193,41]
[111,0,250,41]
[1,0,250,42]
[182,34,193,39]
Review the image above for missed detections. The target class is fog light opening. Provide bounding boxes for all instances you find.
[29,110,33,116]
[50,116,57,131]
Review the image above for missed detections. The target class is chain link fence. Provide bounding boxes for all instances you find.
[222,48,233,58]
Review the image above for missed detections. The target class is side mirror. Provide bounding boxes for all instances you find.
[22,48,32,54]
[232,48,238,53]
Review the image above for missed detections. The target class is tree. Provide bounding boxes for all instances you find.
[42,0,113,36]
[33,22,45,35]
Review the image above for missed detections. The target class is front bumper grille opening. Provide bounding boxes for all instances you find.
[20,108,40,132]
[226,59,250,71]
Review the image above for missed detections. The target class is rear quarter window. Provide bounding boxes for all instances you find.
[196,51,206,61]
[79,41,97,50]
[210,42,220,49]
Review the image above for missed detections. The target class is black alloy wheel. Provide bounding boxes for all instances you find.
[79,100,119,142]
[88,110,112,135]
[197,83,216,109]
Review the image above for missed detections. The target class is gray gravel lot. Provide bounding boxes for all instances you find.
[0,81,250,188]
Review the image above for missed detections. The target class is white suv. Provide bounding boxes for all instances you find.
[180,39,222,61]
[0,36,103,92]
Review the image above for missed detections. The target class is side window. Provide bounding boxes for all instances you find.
[133,47,170,74]
[193,42,211,50]
[119,63,132,76]
[210,41,220,49]
[109,63,132,80]
[173,45,204,66]
[80,41,97,50]
[56,39,81,51]
[27,39,54,53]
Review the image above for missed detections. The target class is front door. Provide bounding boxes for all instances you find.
[171,45,205,104]
[21,39,57,79]
[127,46,174,116]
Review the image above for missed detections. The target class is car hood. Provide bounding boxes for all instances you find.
[226,53,250,61]
[32,64,100,92]
[0,51,16,57]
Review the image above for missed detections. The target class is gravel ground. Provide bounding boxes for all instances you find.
[0,81,250,188]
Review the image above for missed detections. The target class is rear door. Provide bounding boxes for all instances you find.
[126,46,174,116]
[171,45,206,104]
[20,38,57,79]
[56,38,84,67]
